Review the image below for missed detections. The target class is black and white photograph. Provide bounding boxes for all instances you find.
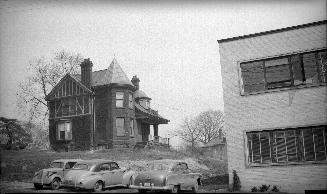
[0,0,326,193]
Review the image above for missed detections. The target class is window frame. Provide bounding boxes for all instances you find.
[115,117,125,137]
[244,124,327,168]
[115,91,125,108]
[239,48,327,96]
[56,120,72,141]
[130,118,134,137]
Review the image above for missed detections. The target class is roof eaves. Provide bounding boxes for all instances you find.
[217,20,327,44]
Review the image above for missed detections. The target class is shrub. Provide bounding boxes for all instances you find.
[251,186,258,192]
[271,185,280,192]
[259,184,270,192]
[232,170,241,191]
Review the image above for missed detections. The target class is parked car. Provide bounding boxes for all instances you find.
[32,159,82,190]
[62,159,135,192]
[129,161,202,193]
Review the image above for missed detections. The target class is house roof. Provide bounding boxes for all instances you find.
[134,89,151,100]
[73,58,134,88]
[217,20,327,43]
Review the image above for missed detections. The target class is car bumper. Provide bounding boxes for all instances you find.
[129,185,171,190]
[32,177,50,185]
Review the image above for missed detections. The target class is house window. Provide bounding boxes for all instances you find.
[128,94,133,109]
[240,49,327,94]
[246,125,327,165]
[57,121,72,141]
[116,118,125,136]
[130,119,134,136]
[116,92,124,108]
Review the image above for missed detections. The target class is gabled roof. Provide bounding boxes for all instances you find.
[73,58,134,88]
[45,74,93,101]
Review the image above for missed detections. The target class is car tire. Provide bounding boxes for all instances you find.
[50,178,61,190]
[171,185,180,193]
[34,183,43,190]
[93,181,104,192]
[192,182,199,193]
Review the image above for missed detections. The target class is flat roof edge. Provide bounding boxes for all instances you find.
[217,20,327,44]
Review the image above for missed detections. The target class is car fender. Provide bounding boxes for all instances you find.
[80,175,104,189]
[122,170,136,185]
[48,174,63,184]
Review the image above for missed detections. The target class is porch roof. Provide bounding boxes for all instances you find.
[135,103,169,125]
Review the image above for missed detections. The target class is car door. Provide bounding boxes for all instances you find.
[109,162,124,185]
[98,163,112,187]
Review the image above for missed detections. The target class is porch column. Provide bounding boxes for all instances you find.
[153,124,158,137]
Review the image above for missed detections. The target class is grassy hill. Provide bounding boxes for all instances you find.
[0,148,228,190]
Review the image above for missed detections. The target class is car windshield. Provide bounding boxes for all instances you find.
[148,163,170,171]
[50,162,64,168]
[72,163,89,170]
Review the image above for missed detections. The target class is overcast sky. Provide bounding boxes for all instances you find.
[0,0,326,147]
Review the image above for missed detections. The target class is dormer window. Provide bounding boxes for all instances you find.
[139,99,150,109]
[116,92,124,108]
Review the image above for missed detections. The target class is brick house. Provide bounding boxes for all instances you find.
[218,20,326,193]
[45,58,169,151]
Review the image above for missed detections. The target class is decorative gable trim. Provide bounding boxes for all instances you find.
[45,74,93,101]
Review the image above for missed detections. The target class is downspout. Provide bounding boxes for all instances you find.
[92,94,95,151]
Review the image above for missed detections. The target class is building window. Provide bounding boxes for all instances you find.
[240,49,327,94]
[130,119,134,136]
[128,94,133,109]
[57,121,72,141]
[246,125,327,165]
[116,92,124,108]
[116,118,125,136]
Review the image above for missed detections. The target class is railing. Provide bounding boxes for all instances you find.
[148,134,169,145]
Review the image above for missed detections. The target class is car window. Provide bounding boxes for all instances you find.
[172,162,188,172]
[100,163,110,171]
[73,163,89,170]
[50,162,64,168]
[110,162,119,170]
[180,163,188,170]
[65,162,77,169]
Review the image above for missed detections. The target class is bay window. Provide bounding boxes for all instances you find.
[116,92,124,108]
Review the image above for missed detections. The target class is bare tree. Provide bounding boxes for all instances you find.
[175,117,202,154]
[17,50,83,149]
[196,110,224,144]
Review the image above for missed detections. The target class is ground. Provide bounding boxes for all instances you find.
[0,148,229,193]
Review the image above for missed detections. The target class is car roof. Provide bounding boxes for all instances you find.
[52,159,83,163]
[75,159,114,165]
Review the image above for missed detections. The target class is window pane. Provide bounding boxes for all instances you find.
[247,135,253,163]
[313,127,326,161]
[241,61,265,93]
[302,128,315,161]
[303,53,319,85]
[265,57,291,89]
[116,118,125,136]
[116,92,124,107]
[275,131,287,162]
[66,122,72,140]
[318,51,327,83]
[260,132,271,163]
[286,130,298,162]
[251,133,261,163]
[116,92,124,99]
[290,55,304,86]
[130,119,134,136]
[77,96,83,114]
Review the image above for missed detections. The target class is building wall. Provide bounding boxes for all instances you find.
[49,115,92,151]
[94,87,110,146]
[219,23,327,193]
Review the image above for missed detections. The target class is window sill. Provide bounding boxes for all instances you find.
[241,83,326,96]
[246,160,327,168]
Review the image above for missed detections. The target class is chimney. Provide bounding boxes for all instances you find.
[131,75,140,90]
[80,58,93,89]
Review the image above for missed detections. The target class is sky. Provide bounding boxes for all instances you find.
[0,0,326,147]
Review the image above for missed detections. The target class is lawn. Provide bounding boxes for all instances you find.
[0,148,229,190]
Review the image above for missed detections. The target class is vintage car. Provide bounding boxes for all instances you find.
[62,159,135,192]
[32,159,82,190]
[129,161,202,193]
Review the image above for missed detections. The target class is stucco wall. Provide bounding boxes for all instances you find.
[219,23,327,193]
